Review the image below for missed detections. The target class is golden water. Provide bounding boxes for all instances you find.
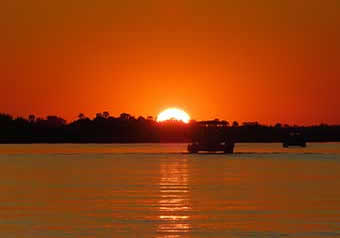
[0,143,339,237]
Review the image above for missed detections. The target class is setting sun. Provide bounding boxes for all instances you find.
[157,108,190,123]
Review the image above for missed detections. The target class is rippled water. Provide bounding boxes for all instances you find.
[0,143,340,237]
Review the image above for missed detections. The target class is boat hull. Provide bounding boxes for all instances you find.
[187,143,234,154]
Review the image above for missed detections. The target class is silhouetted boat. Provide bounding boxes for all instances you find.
[283,132,306,148]
[187,120,234,153]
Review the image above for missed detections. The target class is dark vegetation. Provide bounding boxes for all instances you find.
[0,112,340,143]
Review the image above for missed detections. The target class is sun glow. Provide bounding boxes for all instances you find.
[157,108,190,123]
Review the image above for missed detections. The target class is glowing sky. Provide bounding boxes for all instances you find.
[1,0,339,124]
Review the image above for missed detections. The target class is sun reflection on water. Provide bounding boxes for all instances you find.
[157,158,191,237]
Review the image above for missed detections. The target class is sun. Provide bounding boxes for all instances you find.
[157,108,190,123]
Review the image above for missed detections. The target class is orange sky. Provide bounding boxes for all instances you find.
[1,0,340,125]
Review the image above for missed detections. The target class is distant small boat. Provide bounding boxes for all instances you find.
[187,120,234,154]
[283,132,306,148]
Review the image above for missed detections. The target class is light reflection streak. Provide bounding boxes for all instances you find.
[157,158,191,237]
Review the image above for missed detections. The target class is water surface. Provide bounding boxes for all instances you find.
[0,143,339,237]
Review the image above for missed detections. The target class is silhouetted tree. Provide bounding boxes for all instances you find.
[137,116,146,121]
[275,123,282,128]
[78,113,85,120]
[242,121,260,127]
[120,113,131,120]
[0,113,13,124]
[221,120,229,126]
[45,116,66,127]
[0,112,339,143]
[232,121,239,127]
[103,111,110,119]
[28,114,35,123]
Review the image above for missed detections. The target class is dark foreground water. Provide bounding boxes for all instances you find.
[0,143,340,238]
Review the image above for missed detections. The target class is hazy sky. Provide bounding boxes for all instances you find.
[1,0,339,124]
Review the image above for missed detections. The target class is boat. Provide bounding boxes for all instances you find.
[187,120,234,153]
[283,132,306,148]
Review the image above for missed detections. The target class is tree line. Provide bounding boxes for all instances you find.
[0,112,339,143]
